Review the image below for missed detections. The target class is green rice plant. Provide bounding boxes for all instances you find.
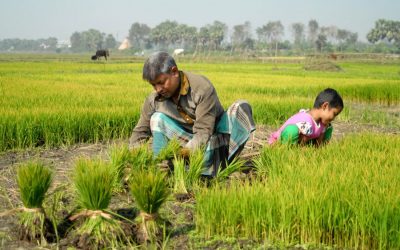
[195,133,400,249]
[109,144,132,191]
[186,149,206,190]
[173,156,188,195]
[155,138,182,162]
[173,149,206,196]
[1,57,400,151]
[214,157,246,183]
[128,143,155,170]
[126,143,155,183]
[129,167,170,243]
[16,161,53,243]
[72,158,128,248]
[109,143,156,191]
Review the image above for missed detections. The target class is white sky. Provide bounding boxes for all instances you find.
[0,0,399,42]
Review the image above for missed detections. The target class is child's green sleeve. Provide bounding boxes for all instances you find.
[323,125,333,141]
[279,124,299,145]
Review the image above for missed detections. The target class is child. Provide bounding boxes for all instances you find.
[269,88,343,146]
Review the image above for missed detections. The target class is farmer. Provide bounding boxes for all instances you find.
[129,51,255,176]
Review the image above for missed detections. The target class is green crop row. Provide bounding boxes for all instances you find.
[0,55,399,150]
[195,133,400,249]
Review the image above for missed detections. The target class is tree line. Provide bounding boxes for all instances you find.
[0,19,399,54]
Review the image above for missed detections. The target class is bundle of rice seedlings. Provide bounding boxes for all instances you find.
[16,161,53,243]
[129,168,170,243]
[186,149,206,189]
[173,156,188,195]
[173,149,206,199]
[71,158,128,248]
[109,144,132,191]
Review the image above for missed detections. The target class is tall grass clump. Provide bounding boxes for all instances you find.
[16,161,53,243]
[71,158,128,248]
[129,168,170,243]
[196,133,400,249]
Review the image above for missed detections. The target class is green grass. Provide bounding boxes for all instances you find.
[195,133,400,249]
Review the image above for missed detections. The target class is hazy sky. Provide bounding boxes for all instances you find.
[0,0,399,42]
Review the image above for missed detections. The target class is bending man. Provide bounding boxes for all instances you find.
[129,51,255,176]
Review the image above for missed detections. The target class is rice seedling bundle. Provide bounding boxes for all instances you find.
[72,158,127,248]
[16,162,53,243]
[129,168,170,243]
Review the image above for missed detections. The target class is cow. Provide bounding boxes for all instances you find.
[91,49,110,60]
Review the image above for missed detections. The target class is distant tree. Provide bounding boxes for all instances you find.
[70,29,107,52]
[231,21,252,50]
[337,29,358,51]
[291,22,305,52]
[195,26,210,54]
[70,32,83,52]
[315,34,327,52]
[320,26,338,44]
[367,19,400,50]
[208,21,228,50]
[104,34,117,49]
[82,29,104,50]
[308,19,319,47]
[128,22,151,50]
[150,20,179,49]
[175,24,197,50]
[257,21,284,56]
[38,37,58,50]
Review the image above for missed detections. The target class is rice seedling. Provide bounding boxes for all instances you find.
[16,161,53,244]
[109,144,132,191]
[173,156,188,195]
[173,149,206,197]
[155,138,182,162]
[186,149,206,190]
[129,167,170,243]
[71,158,128,248]
[109,143,156,191]
[214,157,246,183]
[128,143,154,170]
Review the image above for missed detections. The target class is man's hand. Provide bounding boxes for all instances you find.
[179,147,191,159]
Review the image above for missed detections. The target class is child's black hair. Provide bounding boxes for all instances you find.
[313,88,344,109]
